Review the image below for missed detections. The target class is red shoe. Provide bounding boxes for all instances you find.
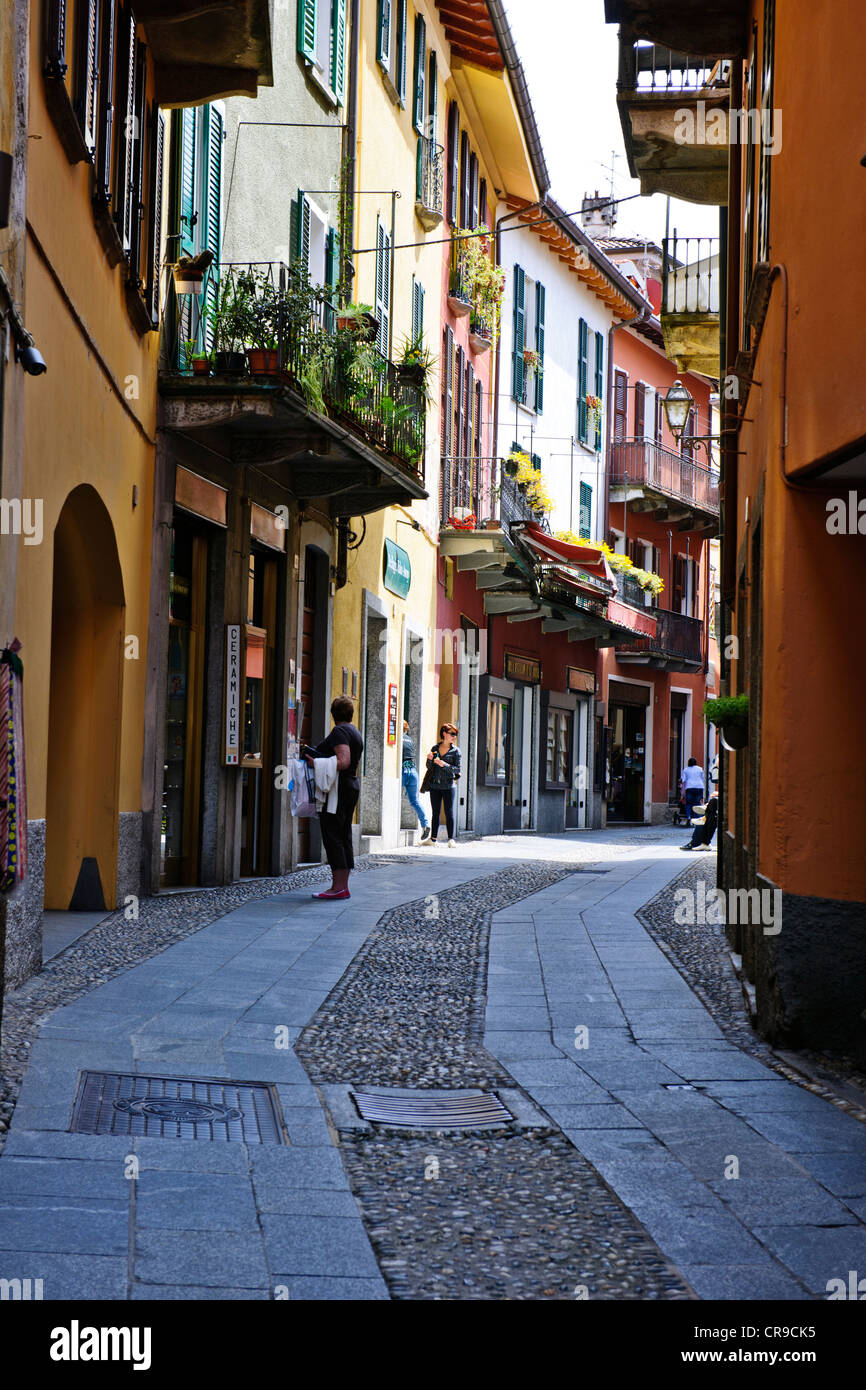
[311,888,351,900]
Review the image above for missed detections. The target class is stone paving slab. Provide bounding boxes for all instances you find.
[484,843,866,1301]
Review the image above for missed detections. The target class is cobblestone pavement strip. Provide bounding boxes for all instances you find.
[297,859,692,1299]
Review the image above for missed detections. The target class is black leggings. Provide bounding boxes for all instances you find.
[319,785,359,870]
[429,786,455,839]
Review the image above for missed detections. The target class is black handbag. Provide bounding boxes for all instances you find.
[419,766,432,795]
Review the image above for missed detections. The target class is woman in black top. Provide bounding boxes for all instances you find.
[425,722,461,847]
[306,695,364,899]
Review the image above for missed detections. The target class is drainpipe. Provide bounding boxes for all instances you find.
[344,0,361,295]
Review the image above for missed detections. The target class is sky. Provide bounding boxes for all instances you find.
[504,0,721,245]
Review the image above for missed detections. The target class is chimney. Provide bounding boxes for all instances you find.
[581,190,617,238]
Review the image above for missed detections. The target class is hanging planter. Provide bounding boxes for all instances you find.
[523,347,542,373]
[469,315,492,354]
[174,270,205,296]
[704,694,749,751]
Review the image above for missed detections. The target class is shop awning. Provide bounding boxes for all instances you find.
[516,522,615,587]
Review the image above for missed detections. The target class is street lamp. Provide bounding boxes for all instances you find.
[662,379,694,442]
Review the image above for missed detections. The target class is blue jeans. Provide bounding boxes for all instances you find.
[402,765,428,829]
[685,788,703,822]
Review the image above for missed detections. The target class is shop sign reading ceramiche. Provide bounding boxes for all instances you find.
[225,624,241,765]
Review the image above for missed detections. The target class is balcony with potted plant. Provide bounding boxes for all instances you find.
[159,261,427,517]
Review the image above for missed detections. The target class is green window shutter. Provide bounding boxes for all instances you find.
[298,0,317,62]
[377,0,391,68]
[179,106,197,257]
[146,107,165,326]
[331,0,346,99]
[579,482,592,539]
[200,105,222,351]
[416,137,423,201]
[375,220,391,354]
[396,0,407,102]
[470,154,478,228]
[427,49,437,140]
[325,225,341,296]
[411,277,424,342]
[446,103,459,225]
[578,317,588,443]
[296,190,311,274]
[511,264,525,402]
[594,330,604,450]
[442,324,454,457]
[535,281,545,413]
[412,14,426,134]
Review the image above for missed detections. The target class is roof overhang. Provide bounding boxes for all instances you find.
[504,197,651,318]
[604,0,749,57]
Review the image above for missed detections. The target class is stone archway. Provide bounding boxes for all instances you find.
[44,486,125,910]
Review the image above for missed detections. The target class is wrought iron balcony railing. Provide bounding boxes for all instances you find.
[615,569,652,609]
[162,261,425,473]
[663,235,720,316]
[611,439,720,515]
[416,137,444,226]
[618,40,730,93]
[616,606,704,667]
[440,455,498,527]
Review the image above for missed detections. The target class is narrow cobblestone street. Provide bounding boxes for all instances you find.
[1,828,865,1302]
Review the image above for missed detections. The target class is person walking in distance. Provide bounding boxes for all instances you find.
[426,722,461,847]
[680,757,705,825]
[402,719,431,843]
[305,695,363,899]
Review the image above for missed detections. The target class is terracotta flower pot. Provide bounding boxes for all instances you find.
[192,358,210,376]
[246,348,279,375]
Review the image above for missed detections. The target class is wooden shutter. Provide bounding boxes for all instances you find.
[463,359,473,458]
[296,191,311,273]
[442,324,454,456]
[377,0,391,68]
[75,0,100,152]
[654,392,663,444]
[146,106,165,325]
[375,220,391,354]
[690,555,699,615]
[474,378,483,460]
[94,0,116,206]
[127,39,147,279]
[44,0,68,79]
[535,281,545,413]
[594,330,604,449]
[634,382,645,438]
[412,14,426,133]
[396,0,407,102]
[479,177,487,228]
[179,106,197,257]
[331,0,346,99]
[427,49,437,140]
[446,103,459,225]
[579,481,592,538]
[673,553,686,611]
[511,264,525,401]
[470,153,479,228]
[114,10,137,253]
[613,369,628,441]
[455,343,465,465]
[577,318,589,442]
[200,105,222,348]
[411,277,424,343]
[298,0,318,62]
[459,130,470,227]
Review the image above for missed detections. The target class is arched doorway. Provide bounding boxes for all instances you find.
[44,486,125,910]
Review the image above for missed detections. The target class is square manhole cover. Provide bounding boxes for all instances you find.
[352,1088,513,1130]
[70,1072,285,1144]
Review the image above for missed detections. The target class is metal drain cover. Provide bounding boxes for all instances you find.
[70,1072,284,1144]
[352,1088,513,1129]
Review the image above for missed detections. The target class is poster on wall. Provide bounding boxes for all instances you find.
[225,624,241,765]
[387,683,398,744]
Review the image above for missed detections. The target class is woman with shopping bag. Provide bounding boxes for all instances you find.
[305,695,363,899]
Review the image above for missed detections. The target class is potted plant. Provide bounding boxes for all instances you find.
[450,228,506,336]
[503,448,531,478]
[191,350,211,377]
[396,333,436,399]
[585,393,603,432]
[212,276,250,374]
[704,694,750,750]
[523,347,542,374]
[244,270,281,375]
[336,302,378,340]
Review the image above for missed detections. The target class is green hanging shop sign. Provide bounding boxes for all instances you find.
[383,538,411,598]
